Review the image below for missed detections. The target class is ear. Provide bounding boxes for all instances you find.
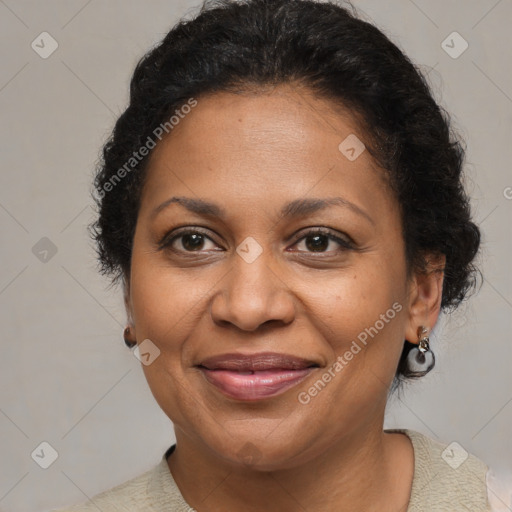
[404,253,446,343]
[123,276,137,339]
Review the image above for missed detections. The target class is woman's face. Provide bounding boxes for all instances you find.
[128,85,440,469]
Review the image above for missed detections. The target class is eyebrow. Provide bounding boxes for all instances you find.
[151,196,374,225]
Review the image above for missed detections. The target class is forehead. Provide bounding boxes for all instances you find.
[140,85,395,221]
[149,84,365,159]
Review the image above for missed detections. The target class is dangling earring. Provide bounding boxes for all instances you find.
[406,325,435,377]
[123,326,136,349]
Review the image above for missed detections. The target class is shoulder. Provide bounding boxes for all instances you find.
[50,459,169,511]
[386,428,492,511]
[50,467,155,511]
[485,467,512,512]
[51,448,194,512]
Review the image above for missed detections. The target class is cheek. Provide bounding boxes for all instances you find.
[303,258,408,396]
[129,249,212,343]
[307,261,406,342]
[130,241,408,348]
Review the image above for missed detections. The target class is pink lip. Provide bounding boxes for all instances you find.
[196,352,319,401]
[199,367,316,401]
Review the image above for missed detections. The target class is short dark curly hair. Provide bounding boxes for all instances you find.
[90,0,481,387]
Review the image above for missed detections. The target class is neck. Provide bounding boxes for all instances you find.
[167,420,414,512]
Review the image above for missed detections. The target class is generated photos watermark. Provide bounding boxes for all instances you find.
[96,97,198,199]
[297,301,403,404]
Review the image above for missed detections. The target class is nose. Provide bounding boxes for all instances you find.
[209,247,296,332]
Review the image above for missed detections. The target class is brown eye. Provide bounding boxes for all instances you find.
[304,234,330,252]
[180,233,207,251]
[159,229,220,253]
[291,229,354,254]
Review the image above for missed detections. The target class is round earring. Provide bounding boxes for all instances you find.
[123,327,137,349]
[406,325,435,377]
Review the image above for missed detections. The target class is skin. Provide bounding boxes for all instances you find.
[124,83,445,512]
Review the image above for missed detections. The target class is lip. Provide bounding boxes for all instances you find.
[196,352,320,401]
[198,352,319,371]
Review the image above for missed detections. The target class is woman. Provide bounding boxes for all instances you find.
[55,0,503,510]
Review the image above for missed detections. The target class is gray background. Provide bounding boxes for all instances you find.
[0,0,511,510]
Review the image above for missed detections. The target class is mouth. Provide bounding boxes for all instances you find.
[196,352,320,401]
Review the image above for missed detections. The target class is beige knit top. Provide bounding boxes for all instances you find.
[54,428,495,511]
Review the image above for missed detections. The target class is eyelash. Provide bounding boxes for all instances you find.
[158,226,355,255]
